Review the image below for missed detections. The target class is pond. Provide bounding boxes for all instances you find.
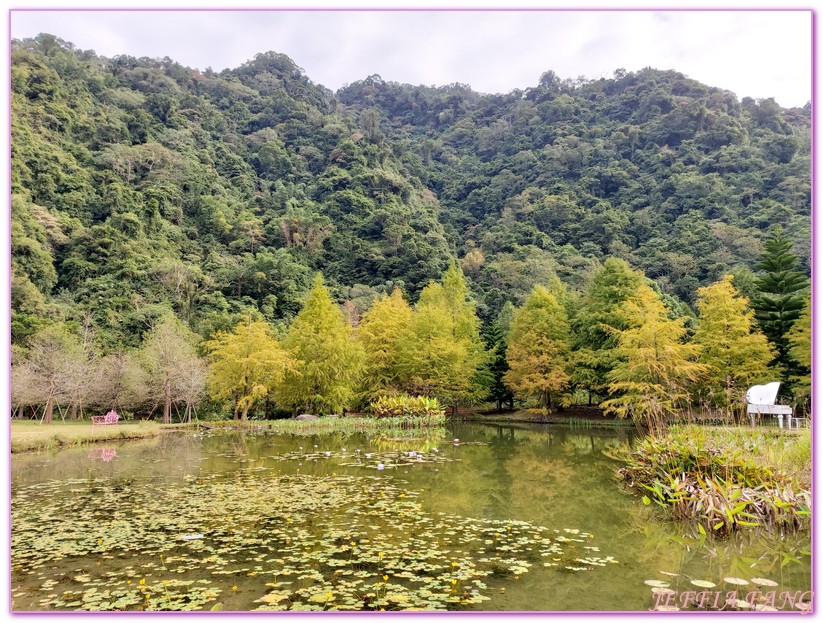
[11,422,811,612]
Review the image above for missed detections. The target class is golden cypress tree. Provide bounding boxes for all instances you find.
[504,285,571,408]
[786,296,812,407]
[692,275,775,418]
[275,274,364,415]
[602,284,707,433]
[358,287,413,400]
[205,319,294,421]
[398,262,487,410]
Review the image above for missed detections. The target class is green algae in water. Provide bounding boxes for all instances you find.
[12,472,616,611]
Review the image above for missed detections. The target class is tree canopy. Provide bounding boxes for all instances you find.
[9,35,812,422]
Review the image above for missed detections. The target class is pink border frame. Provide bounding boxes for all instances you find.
[5,6,817,617]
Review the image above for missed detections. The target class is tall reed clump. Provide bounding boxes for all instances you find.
[618,426,810,536]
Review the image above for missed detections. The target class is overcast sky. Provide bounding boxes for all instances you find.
[9,8,812,108]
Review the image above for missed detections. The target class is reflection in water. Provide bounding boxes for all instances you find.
[87,448,117,462]
[11,422,811,612]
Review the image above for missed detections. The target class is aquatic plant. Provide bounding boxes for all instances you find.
[369,395,446,420]
[12,473,616,611]
[201,415,447,439]
[618,427,810,535]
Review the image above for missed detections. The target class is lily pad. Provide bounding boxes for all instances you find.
[723,577,750,586]
[750,578,778,587]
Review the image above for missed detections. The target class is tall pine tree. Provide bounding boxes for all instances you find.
[483,303,515,411]
[751,229,809,373]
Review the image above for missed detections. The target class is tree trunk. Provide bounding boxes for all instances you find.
[163,382,171,424]
[241,405,249,421]
[43,396,54,424]
[70,401,78,421]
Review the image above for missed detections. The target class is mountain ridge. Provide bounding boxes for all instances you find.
[11,33,810,349]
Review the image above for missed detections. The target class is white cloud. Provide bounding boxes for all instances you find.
[9,9,812,106]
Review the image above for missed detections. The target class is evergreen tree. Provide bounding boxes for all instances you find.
[692,275,775,418]
[483,306,514,411]
[571,258,645,400]
[205,319,294,421]
[602,284,707,433]
[504,285,572,409]
[358,288,413,401]
[751,230,809,372]
[275,274,364,415]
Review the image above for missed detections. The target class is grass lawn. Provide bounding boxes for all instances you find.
[10,420,179,453]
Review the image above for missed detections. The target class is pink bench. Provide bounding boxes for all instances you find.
[92,410,120,427]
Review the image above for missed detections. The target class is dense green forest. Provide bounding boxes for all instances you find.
[10,34,811,422]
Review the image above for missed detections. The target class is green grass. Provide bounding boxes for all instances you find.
[10,420,177,453]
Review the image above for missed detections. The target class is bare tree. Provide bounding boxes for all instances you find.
[176,355,207,422]
[11,325,87,423]
[91,350,148,415]
[139,315,206,423]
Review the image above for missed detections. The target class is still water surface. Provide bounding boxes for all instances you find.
[11,422,811,611]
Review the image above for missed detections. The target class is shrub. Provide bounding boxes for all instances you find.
[370,395,445,419]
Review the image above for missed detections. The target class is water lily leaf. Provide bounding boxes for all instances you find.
[644,580,670,588]
[750,578,778,587]
[690,580,716,588]
[723,577,750,586]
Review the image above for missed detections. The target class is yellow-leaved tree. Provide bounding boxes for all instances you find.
[504,284,571,409]
[358,287,414,401]
[275,274,364,415]
[692,275,775,419]
[398,262,488,412]
[786,296,811,410]
[602,284,707,433]
[205,319,294,421]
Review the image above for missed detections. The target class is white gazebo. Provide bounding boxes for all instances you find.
[746,382,794,428]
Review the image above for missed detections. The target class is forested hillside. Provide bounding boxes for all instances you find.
[11,34,811,399]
